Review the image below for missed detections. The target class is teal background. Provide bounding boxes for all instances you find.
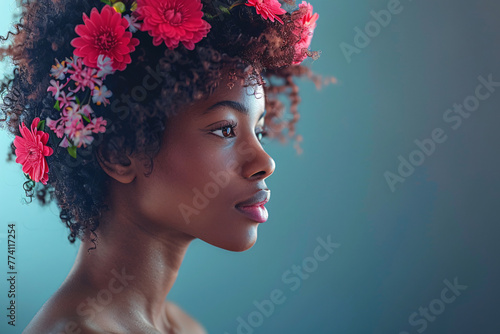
[1,0,499,333]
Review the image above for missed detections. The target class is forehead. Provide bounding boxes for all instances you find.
[213,65,265,101]
[182,68,266,118]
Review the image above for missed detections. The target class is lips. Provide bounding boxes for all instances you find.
[235,189,270,207]
[235,189,270,223]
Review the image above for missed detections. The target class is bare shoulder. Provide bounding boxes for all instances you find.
[23,311,104,334]
[165,300,208,334]
[22,290,111,334]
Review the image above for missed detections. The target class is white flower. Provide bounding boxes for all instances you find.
[92,85,113,106]
[50,59,68,80]
[124,14,141,33]
[96,55,115,78]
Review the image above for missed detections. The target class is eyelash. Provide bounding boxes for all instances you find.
[210,120,269,142]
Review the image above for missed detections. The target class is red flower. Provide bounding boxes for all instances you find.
[14,117,54,185]
[135,0,211,50]
[71,5,140,71]
[246,0,287,24]
[292,1,319,65]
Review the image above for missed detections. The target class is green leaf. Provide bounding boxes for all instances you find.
[37,120,45,131]
[75,96,81,105]
[100,0,113,5]
[54,100,60,111]
[67,146,77,159]
[219,6,231,15]
[81,114,91,123]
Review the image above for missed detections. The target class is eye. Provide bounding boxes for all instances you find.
[210,121,237,139]
[210,120,268,143]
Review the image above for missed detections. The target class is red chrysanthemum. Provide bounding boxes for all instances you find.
[135,0,211,50]
[14,117,54,185]
[71,5,140,71]
[292,1,319,65]
[246,0,287,24]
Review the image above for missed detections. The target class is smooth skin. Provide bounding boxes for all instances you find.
[23,66,276,334]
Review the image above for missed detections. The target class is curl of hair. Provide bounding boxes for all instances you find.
[0,0,333,249]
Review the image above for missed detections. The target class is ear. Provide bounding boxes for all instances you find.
[96,149,137,184]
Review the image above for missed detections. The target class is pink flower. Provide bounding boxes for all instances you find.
[65,56,84,79]
[292,1,318,65]
[66,57,103,93]
[246,0,287,24]
[59,136,70,148]
[135,0,211,50]
[47,101,103,148]
[13,117,54,185]
[46,117,65,138]
[62,103,84,131]
[66,56,84,72]
[70,67,101,93]
[89,117,107,134]
[57,91,75,109]
[47,79,66,100]
[71,5,140,71]
[80,104,94,118]
[65,119,94,148]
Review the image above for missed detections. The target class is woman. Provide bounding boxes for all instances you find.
[0,0,326,332]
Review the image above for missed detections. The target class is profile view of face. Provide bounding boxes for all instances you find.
[110,67,276,252]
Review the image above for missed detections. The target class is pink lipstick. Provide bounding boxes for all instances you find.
[235,190,270,223]
[236,201,269,223]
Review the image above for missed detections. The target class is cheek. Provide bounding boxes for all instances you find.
[140,137,232,227]
[134,133,259,251]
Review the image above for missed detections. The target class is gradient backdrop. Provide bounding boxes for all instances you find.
[1,0,499,333]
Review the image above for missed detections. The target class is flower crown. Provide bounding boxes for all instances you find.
[13,0,319,188]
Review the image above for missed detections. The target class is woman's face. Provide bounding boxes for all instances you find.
[131,69,276,251]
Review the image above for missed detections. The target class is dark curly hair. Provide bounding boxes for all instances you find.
[0,0,330,249]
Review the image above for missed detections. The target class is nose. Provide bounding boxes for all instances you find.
[239,140,276,180]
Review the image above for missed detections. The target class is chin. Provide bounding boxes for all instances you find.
[202,224,259,252]
[231,237,258,252]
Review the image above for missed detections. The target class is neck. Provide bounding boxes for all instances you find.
[67,206,194,330]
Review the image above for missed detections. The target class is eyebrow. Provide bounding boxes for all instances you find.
[202,100,267,120]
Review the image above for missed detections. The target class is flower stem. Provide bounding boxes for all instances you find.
[229,0,246,10]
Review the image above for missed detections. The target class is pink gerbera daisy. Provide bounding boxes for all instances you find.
[134,0,211,50]
[14,117,54,185]
[246,0,287,24]
[71,5,140,71]
[292,1,319,65]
